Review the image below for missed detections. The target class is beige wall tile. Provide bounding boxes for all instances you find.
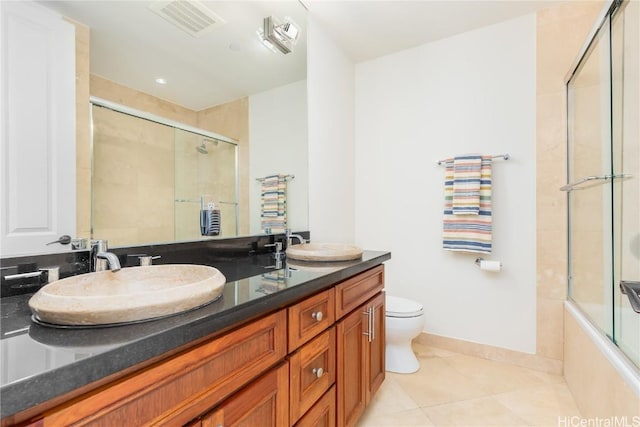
[536,0,606,374]
[71,19,91,238]
[536,298,564,360]
[418,333,564,375]
[564,305,640,418]
[197,99,250,235]
[90,75,197,126]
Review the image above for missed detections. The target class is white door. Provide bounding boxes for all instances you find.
[0,1,76,256]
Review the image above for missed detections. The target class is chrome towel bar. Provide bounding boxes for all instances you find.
[437,153,509,166]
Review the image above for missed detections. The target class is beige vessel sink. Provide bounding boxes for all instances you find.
[29,264,226,326]
[286,243,363,262]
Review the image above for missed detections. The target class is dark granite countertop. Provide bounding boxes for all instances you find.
[0,250,390,420]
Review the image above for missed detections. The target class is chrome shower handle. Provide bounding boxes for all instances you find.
[620,281,640,314]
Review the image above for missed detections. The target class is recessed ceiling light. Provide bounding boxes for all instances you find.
[155,78,167,85]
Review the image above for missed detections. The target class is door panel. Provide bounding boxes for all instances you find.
[0,1,76,256]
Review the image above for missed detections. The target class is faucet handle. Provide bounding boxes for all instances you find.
[139,255,161,267]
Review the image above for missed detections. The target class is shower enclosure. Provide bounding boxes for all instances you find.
[91,101,239,247]
[565,0,639,367]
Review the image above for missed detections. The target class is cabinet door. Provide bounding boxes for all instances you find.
[336,306,367,427]
[336,293,386,427]
[202,363,289,427]
[366,292,385,403]
[0,1,76,256]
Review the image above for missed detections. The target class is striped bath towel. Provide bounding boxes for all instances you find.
[443,156,493,253]
[452,154,482,214]
[261,174,288,233]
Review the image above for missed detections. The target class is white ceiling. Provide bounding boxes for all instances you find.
[39,0,561,111]
[306,0,562,63]
[40,1,308,111]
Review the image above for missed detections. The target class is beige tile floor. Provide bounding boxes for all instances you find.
[357,342,581,427]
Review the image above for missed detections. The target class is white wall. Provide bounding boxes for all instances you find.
[354,14,537,353]
[307,16,356,243]
[249,80,308,234]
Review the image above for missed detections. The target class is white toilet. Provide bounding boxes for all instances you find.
[385,295,425,374]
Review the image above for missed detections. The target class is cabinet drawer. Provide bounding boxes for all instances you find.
[201,362,289,427]
[295,385,336,427]
[289,327,336,424]
[41,310,287,427]
[335,265,384,319]
[288,288,335,352]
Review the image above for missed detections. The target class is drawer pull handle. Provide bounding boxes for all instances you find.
[312,367,324,378]
[311,311,324,321]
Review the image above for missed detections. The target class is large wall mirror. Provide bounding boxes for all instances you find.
[40,0,308,248]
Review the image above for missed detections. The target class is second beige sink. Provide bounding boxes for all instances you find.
[29,264,226,326]
[286,243,363,262]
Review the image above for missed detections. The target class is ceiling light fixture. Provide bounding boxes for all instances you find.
[155,78,168,85]
[260,16,299,55]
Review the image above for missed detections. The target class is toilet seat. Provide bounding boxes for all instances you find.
[386,295,424,318]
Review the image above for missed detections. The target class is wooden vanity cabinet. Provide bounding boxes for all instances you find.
[335,266,385,427]
[32,310,287,426]
[14,265,387,427]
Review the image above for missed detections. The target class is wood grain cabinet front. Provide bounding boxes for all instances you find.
[335,265,384,320]
[288,288,335,352]
[294,386,336,427]
[11,264,388,427]
[37,310,287,427]
[336,292,385,427]
[289,327,336,424]
[199,362,290,427]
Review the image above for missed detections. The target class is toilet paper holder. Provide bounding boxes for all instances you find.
[474,257,502,271]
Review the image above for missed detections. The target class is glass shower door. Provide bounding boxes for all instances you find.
[567,0,639,368]
[566,17,614,337]
[612,0,640,367]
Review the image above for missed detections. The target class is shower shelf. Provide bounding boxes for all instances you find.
[174,199,238,205]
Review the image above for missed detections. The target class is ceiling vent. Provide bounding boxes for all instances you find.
[148,0,225,38]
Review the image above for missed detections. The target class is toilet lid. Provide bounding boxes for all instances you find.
[386,295,424,318]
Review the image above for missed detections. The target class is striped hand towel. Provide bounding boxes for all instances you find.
[261,174,288,233]
[452,154,482,215]
[443,156,493,254]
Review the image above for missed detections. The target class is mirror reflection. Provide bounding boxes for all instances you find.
[91,103,240,247]
[39,0,308,247]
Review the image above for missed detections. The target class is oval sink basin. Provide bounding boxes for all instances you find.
[286,243,363,262]
[29,264,226,327]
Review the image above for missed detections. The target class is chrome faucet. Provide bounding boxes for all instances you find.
[91,240,121,272]
[286,229,306,247]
